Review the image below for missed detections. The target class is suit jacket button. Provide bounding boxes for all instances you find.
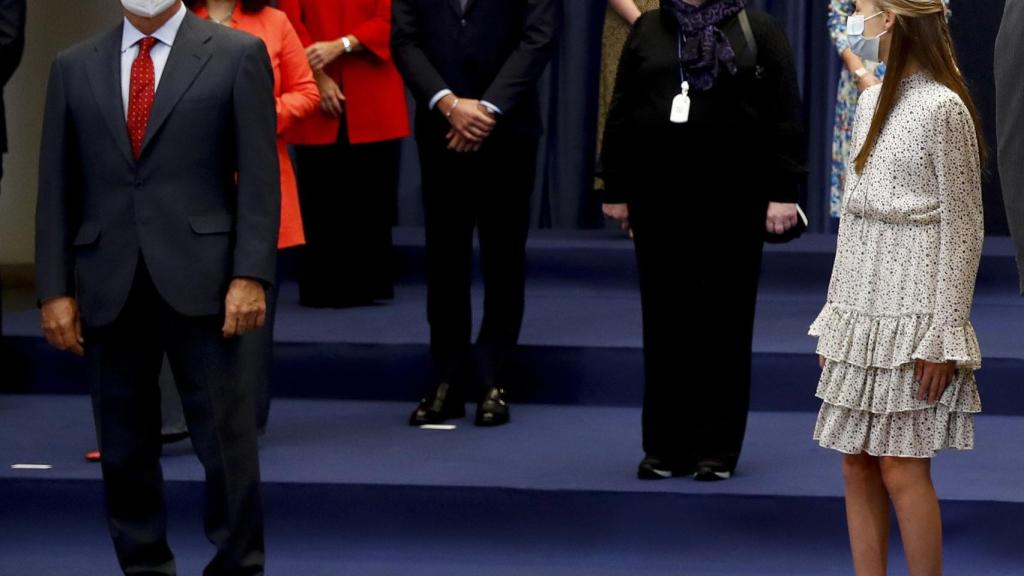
[460,19,467,27]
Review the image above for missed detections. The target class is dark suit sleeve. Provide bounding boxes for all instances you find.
[756,14,807,204]
[231,39,280,286]
[996,0,1024,294]
[480,0,561,114]
[35,56,79,303]
[391,0,449,105]
[0,0,26,87]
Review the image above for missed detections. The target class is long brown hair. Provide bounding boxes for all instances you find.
[853,0,987,174]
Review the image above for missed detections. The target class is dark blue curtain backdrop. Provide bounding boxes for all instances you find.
[395,0,1008,236]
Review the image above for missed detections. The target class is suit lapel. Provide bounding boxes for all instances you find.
[140,12,213,156]
[447,0,463,17]
[85,24,134,167]
[463,0,479,15]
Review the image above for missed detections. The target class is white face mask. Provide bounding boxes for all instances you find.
[846,12,888,62]
[121,0,179,18]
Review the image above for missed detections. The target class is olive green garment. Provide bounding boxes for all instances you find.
[596,0,660,191]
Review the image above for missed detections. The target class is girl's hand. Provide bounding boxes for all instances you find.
[819,355,826,370]
[914,359,957,404]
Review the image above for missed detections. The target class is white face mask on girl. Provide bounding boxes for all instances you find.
[846,12,888,62]
[121,0,179,18]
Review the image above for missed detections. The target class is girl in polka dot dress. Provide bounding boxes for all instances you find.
[809,1,986,574]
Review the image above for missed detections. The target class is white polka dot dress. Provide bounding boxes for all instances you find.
[810,72,984,458]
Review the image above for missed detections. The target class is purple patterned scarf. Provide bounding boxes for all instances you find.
[660,0,747,91]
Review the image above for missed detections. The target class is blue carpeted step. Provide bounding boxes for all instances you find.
[1,397,1022,575]
[4,230,1024,413]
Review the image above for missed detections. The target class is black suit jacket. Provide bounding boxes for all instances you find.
[0,0,26,155]
[391,0,560,140]
[35,12,280,327]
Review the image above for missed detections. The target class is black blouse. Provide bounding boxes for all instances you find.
[598,8,807,205]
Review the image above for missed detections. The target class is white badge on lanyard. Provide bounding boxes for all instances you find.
[670,81,691,124]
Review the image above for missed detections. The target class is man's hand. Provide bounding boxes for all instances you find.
[306,40,344,71]
[915,359,957,404]
[446,129,482,153]
[41,297,84,357]
[766,202,799,235]
[315,71,345,117]
[438,95,495,143]
[222,278,267,339]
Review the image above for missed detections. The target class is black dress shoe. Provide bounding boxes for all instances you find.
[637,456,696,480]
[693,459,733,482]
[475,387,510,427]
[410,381,466,426]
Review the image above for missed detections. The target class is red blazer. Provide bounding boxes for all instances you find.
[278,0,411,145]
[193,4,320,249]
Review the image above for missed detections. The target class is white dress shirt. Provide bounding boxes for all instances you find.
[429,89,503,115]
[120,2,187,119]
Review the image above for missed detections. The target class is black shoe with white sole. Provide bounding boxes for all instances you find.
[693,460,733,482]
[637,456,696,480]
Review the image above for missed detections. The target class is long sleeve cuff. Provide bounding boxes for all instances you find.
[429,89,453,110]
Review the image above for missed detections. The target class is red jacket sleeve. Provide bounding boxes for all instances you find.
[349,0,392,61]
[277,0,314,47]
[274,12,320,135]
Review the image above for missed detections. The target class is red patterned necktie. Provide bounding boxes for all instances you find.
[127,36,158,160]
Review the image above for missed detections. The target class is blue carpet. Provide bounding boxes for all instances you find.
[4,231,1024,414]
[1,396,1023,575]
[2,396,1022,502]
[4,231,1024,575]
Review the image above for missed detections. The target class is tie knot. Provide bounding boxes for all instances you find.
[138,37,158,55]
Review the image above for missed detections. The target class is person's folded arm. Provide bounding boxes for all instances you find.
[276,18,320,135]
[479,0,561,115]
[349,0,394,61]
[391,0,449,106]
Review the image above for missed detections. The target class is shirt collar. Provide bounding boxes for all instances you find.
[121,2,187,53]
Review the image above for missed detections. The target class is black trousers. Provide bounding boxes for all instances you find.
[85,258,264,576]
[629,186,766,473]
[293,122,401,306]
[417,127,538,390]
[158,281,278,436]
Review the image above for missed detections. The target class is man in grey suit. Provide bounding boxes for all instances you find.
[35,1,279,574]
[997,0,1024,292]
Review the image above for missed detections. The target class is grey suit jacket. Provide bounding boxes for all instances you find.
[996,0,1024,294]
[35,12,280,327]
